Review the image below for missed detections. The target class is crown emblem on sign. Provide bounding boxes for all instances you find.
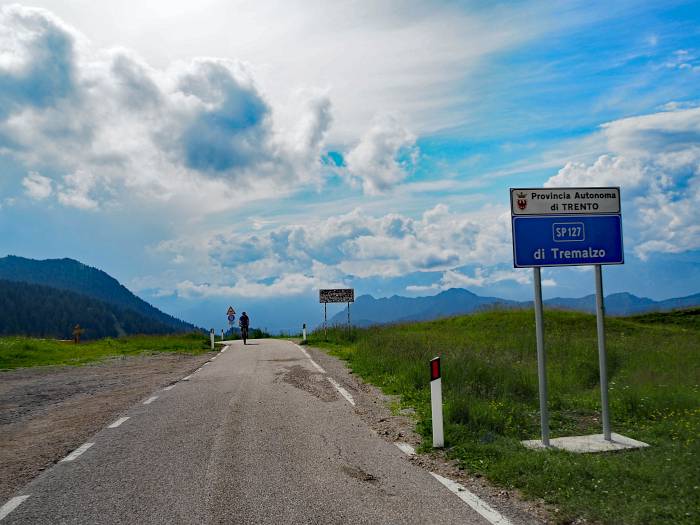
[516,191,527,210]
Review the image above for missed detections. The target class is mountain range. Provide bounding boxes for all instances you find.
[0,256,196,339]
[330,288,700,327]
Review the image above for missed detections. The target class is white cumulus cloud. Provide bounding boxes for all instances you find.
[21,171,52,200]
[345,115,418,195]
[547,106,700,259]
[155,203,512,298]
[0,5,338,214]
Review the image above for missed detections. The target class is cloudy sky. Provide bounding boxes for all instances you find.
[1,1,699,331]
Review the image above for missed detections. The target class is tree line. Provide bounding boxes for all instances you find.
[0,280,182,340]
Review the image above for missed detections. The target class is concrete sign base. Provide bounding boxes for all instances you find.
[521,432,649,453]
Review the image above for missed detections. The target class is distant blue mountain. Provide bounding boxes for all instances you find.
[330,288,700,327]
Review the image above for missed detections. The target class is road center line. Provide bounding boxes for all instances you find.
[395,443,416,456]
[60,442,94,462]
[430,472,513,525]
[143,396,158,405]
[327,377,356,406]
[294,343,326,373]
[0,495,30,521]
[108,417,130,428]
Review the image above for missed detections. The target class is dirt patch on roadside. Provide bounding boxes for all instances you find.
[0,352,214,502]
[278,365,337,402]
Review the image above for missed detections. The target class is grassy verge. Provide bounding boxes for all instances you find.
[0,332,212,370]
[308,309,700,524]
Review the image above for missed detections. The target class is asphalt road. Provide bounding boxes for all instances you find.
[3,339,492,524]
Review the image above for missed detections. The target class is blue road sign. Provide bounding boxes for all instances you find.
[512,215,623,267]
[228,314,236,322]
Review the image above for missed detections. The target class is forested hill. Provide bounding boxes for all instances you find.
[0,256,194,332]
[0,280,178,339]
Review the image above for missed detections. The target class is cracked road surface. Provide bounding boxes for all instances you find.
[4,339,489,524]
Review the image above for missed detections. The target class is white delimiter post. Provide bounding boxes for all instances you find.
[210,329,215,350]
[302,323,307,342]
[430,357,444,448]
[221,329,224,341]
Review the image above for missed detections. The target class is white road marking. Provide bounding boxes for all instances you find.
[60,442,94,462]
[395,442,416,456]
[203,362,210,366]
[163,385,175,391]
[0,495,30,521]
[143,396,158,405]
[210,356,217,361]
[294,344,326,373]
[327,377,356,406]
[430,472,514,525]
[182,375,192,381]
[108,417,130,428]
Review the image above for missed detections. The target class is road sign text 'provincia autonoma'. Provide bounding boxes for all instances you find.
[510,187,623,268]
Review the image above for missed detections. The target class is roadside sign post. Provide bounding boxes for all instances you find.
[319,289,355,340]
[533,267,550,446]
[511,187,623,447]
[595,265,611,441]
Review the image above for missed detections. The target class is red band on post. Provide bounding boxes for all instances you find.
[430,357,440,381]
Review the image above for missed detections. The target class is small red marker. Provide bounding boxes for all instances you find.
[430,357,441,381]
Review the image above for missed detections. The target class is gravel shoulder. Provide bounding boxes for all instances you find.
[0,352,214,502]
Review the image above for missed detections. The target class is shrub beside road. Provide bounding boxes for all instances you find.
[309,309,700,524]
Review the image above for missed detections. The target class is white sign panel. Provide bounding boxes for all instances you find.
[511,187,620,216]
[319,289,355,303]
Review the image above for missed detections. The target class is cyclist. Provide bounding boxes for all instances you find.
[239,312,250,345]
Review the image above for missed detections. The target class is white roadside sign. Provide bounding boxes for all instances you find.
[511,187,620,215]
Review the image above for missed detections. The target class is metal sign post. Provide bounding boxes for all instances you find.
[594,265,611,441]
[319,289,355,341]
[533,267,550,446]
[511,187,623,446]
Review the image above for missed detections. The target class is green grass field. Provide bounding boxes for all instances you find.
[308,308,700,524]
[0,332,213,369]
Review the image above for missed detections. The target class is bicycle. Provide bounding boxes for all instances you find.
[241,326,249,345]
